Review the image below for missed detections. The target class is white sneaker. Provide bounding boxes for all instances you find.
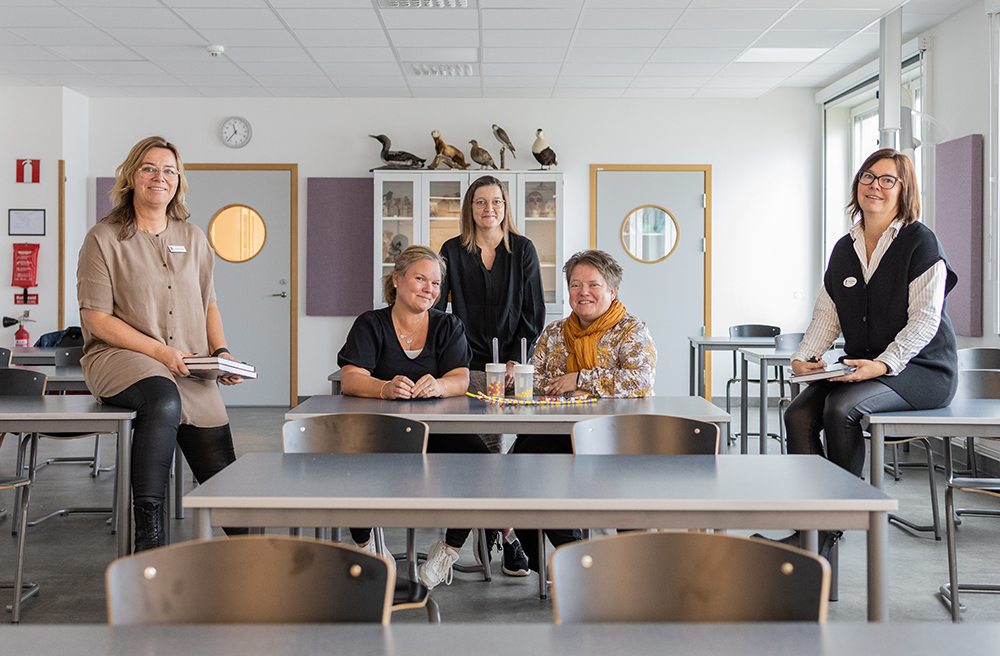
[418,539,458,589]
[357,539,377,556]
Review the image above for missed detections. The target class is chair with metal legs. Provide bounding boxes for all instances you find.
[282,412,441,622]
[0,368,47,622]
[939,369,1000,621]
[726,324,781,448]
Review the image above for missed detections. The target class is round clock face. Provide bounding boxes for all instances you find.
[220,116,252,148]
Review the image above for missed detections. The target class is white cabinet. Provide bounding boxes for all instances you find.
[374,170,563,313]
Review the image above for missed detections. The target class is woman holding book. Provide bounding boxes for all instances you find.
[77,136,245,552]
[777,149,958,553]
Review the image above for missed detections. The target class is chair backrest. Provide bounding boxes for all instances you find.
[957,348,1000,371]
[955,369,1000,401]
[0,347,10,367]
[283,413,428,454]
[729,324,780,338]
[571,414,719,455]
[106,536,394,625]
[0,368,46,395]
[774,332,804,352]
[550,531,829,623]
[54,346,84,367]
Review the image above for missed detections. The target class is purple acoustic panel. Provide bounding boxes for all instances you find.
[935,134,983,337]
[306,178,374,316]
[96,177,115,221]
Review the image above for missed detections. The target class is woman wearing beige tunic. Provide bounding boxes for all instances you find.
[77,136,245,551]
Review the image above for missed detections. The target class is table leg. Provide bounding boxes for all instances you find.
[116,418,133,557]
[740,355,749,455]
[870,425,885,490]
[174,447,184,519]
[196,508,212,540]
[802,529,817,552]
[697,345,707,400]
[868,510,889,621]
[689,342,696,396]
[759,363,768,455]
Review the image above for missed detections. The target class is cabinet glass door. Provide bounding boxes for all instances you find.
[427,177,464,253]
[522,178,559,304]
[379,178,415,283]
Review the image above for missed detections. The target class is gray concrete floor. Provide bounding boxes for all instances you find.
[1,405,999,624]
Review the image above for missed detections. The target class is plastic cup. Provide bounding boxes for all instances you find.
[514,364,534,400]
[485,363,506,397]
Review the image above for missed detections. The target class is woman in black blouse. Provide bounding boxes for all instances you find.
[338,245,489,590]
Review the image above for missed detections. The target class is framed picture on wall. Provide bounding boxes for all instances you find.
[9,209,45,236]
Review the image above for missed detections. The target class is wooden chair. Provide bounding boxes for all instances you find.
[550,531,829,623]
[105,536,394,625]
[725,324,781,448]
[940,369,1000,621]
[0,368,47,622]
[282,413,441,622]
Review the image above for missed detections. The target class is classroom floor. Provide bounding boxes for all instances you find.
[1,404,998,624]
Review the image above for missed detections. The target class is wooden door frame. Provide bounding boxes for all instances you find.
[590,164,713,396]
[186,163,299,407]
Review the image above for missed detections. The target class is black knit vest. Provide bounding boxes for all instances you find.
[824,221,958,409]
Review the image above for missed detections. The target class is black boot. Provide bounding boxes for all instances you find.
[133,499,165,552]
[819,530,843,561]
[750,531,801,547]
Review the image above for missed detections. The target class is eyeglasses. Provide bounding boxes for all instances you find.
[473,199,505,209]
[138,165,180,180]
[858,171,899,190]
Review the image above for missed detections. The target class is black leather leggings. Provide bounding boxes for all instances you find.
[102,376,238,508]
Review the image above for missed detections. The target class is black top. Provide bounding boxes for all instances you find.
[436,233,546,370]
[338,306,471,382]
[824,221,958,409]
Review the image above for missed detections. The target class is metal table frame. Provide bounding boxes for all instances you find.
[688,335,777,399]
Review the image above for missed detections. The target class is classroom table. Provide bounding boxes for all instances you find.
[688,335,778,399]
[184,452,897,621]
[10,346,58,366]
[17,365,88,392]
[285,394,731,433]
[2,622,998,655]
[0,396,135,556]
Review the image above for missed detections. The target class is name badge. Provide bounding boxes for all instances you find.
[843,276,857,288]
[168,245,187,253]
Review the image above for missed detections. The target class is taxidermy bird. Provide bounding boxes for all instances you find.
[369,134,425,169]
[492,124,516,158]
[531,128,557,169]
[429,130,469,169]
[468,140,497,169]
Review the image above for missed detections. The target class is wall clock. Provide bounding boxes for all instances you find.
[220,116,252,148]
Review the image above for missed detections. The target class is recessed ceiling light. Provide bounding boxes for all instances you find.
[409,62,478,76]
[736,48,829,63]
[377,0,473,7]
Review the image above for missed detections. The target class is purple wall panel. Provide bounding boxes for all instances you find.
[96,177,114,221]
[935,134,983,337]
[306,177,374,316]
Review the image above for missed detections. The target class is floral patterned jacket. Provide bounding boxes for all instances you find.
[531,312,656,398]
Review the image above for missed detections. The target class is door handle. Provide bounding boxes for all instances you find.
[271,292,288,298]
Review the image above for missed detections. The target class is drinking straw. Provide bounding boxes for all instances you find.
[493,337,499,364]
[521,337,527,365]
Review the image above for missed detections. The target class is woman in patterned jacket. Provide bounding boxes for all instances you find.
[509,249,657,571]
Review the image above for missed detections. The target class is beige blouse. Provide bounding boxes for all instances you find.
[76,219,228,427]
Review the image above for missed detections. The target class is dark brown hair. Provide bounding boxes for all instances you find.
[105,136,190,240]
[847,148,920,227]
[459,175,521,254]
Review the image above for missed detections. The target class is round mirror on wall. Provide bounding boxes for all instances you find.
[620,204,679,263]
[208,204,267,263]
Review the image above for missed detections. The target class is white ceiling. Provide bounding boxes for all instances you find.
[0,0,979,99]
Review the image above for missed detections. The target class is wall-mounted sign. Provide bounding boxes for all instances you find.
[9,209,45,236]
[12,243,39,288]
[16,159,40,184]
[14,294,38,305]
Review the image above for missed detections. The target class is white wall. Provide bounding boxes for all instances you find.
[62,88,88,330]
[85,89,821,398]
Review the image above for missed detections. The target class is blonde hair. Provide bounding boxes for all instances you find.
[105,136,190,240]
[382,245,447,305]
[458,176,521,254]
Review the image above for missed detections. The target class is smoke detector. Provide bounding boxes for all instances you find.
[206,45,225,58]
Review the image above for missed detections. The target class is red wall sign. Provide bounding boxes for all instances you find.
[12,243,39,288]
[16,159,40,183]
[14,294,38,305]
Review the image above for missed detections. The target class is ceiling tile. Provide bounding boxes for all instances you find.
[693,87,768,97]
[797,0,901,8]
[703,75,784,87]
[629,76,709,87]
[780,75,831,86]
[127,86,204,97]
[572,30,667,48]
[0,73,34,85]
[551,87,624,97]
[559,61,643,76]
[18,73,105,86]
[775,9,884,31]
[276,8,383,29]
[483,86,554,97]
[411,87,481,97]
[482,29,572,48]
[237,61,324,76]
[72,7,187,28]
[251,74,333,87]
[270,86,344,97]
[269,0,371,7]
[0,45,61,61]
[155,60,245,76]
[483,0,586,7]
[640,62,725,76]
[648,47,742,63]
[556,76,632,87]
[221,47,312,63]
[173,73,259,87]
[58,0,162,7]
[408,75,480,86]
[1,59,88,74]
[396,47,478,62]
[388,29,479,48]
[320,62,402,76]
[673,9,786,30]
[76,60,165,75]
[660,30,762,48]
[588,0,688,7]
[576,8,683,30]
[338,86,403,97]
[295,29,388,48]
[329,75,406,87]
[0,7,90,28]
[566,47,653,63]
[196,29,300,47]
[483,75,556,87]
[310,47,398,63]
[133,46,223,62]
[99,73,186,86]
[172,8,285,30]
[754,30,855,48]
[722,61,806,76]
[813,47,877,64]
[48,45,142,60]
[482,9,582,30]
[621,87,696,98]
[8,27,122,46]
[379,9,479,30]
[482,47,565,63]
[104,28,206,47]
[689,0,796,6]
[482,62,561,76]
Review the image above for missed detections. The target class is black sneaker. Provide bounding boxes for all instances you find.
[502,538,530,577]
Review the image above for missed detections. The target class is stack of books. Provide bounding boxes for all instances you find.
[183,356,258,379]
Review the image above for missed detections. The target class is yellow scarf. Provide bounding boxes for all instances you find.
[563,299,627,372]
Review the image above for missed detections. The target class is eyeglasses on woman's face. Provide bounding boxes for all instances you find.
[138,165,180,180]
[858,171,899,190]
[473,198,505,209]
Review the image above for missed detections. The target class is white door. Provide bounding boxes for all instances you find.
[594,168,709,396]
[184,168,293,406]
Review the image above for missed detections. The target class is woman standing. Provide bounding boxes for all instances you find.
[77,136,245,552]
[436,175,545,576]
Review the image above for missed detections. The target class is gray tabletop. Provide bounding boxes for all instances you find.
[16,365,88,392]
[4,622,992,656]
[688,335,778,398]
[10,346,58,366]
[286,394,731,434]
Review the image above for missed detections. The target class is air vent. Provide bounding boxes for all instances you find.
[377,0,473,7]
[408,63,478,77]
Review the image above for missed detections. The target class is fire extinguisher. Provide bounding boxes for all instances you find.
[2,311,34,347]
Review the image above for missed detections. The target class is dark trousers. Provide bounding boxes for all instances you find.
[349,433,491,547]
[509,434,582,572]
[784,379,912,477]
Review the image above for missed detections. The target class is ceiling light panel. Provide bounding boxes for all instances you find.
[377,0,473,7]
[379,10,478,29]
[407,62,478,76]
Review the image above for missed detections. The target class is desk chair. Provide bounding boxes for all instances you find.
[527,415,721,600]
[726,324,781,448]
[282,413,441,623]
[0,368,46,622]
[940,369,1000,621]
[105,536,394,625]
[550,531,829,623]
[952,348,1000,478]
[0,348,11,367]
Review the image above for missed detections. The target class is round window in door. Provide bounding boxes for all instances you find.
[620,204,679,264]
[207,204,267,263]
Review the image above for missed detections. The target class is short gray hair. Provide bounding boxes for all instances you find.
[563,250,623,290]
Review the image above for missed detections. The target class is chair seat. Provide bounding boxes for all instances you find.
[392,576,430,611]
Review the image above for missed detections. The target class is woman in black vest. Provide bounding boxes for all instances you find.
[777,149,958,552]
